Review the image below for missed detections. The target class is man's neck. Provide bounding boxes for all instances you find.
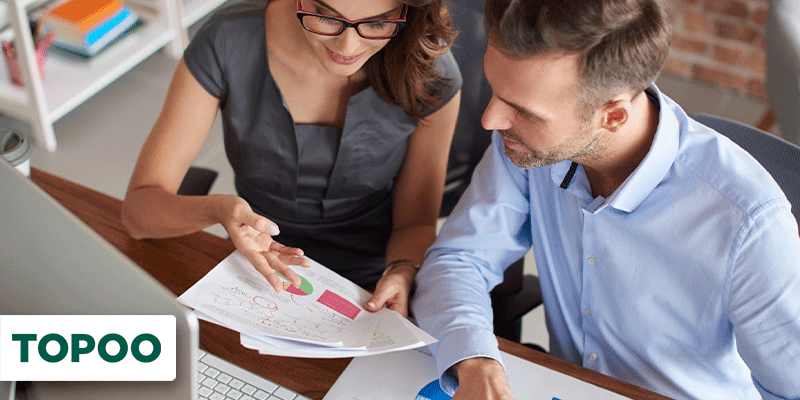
[582,91,660,199]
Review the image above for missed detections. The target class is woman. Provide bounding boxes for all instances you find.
[120,0,461,317]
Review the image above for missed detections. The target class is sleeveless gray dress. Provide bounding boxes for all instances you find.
[184,0,462,289]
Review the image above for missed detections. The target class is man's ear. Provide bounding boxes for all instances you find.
[600,98,632,133]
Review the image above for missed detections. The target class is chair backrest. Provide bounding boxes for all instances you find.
[440,0,493,217]
[690,113,800,230]
[765,0,800,144]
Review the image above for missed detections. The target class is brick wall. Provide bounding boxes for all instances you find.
[663,0,769,100]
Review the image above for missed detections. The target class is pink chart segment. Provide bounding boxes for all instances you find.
[317,289,361,320]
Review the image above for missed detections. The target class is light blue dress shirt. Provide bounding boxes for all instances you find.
[411,86,800,399]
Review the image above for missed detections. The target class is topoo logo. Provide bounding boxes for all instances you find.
[12,332,161,363]
[0,315,176,381]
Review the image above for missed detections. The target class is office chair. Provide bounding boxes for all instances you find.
[690,113,800,229]
[763,0,800,144]
[177,166,218,196]
[445,0,543,343]
[439,1,493,218]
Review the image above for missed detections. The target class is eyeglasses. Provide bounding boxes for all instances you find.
[296,0,407,40]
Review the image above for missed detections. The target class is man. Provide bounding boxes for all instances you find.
[411,0,800,398]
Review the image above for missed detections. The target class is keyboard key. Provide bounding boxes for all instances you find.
[198,386,213,398]
[198,363,209,373]
[215,384,231,395]
[218,373,232,384]
[253,390,270,400]
[210,393,225,400]
[272,387,296,400]
[205,368,221,378]
[257,381,279,393]
[227,389,243,399]
[230,379,244,390]
[241,385,256,395]
[202,377,218,389]
[241,396,255,400]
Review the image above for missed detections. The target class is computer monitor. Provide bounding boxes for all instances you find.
[0,160,198,400]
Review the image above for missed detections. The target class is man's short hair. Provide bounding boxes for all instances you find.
[485,0,671,116]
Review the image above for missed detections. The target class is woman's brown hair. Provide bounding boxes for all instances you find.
[365,0,457,119]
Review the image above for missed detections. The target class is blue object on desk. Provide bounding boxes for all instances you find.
[416,380,452,400]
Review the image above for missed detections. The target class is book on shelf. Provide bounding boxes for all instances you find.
[39,0,139,57]
[43,0,122,34]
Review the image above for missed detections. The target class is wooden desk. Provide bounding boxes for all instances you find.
[31,168,670,400]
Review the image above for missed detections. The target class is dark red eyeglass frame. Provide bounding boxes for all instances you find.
[295,0,408,40]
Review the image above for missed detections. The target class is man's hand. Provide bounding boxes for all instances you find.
[452,357,515,400]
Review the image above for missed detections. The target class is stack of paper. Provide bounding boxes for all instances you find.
[39,0,139,57]
[178,251,436,358]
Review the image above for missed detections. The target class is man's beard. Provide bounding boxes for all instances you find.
[498,125,600,169]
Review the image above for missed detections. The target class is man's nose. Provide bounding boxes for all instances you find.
[482,96,513,131]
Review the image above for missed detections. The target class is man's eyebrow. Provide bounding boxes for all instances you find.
[497,95,543,121]
[311,0,400,19]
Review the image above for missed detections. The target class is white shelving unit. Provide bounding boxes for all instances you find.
[0,0,222,151]
[181,0,226,27]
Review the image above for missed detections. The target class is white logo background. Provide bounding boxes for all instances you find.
[0,315,176,381]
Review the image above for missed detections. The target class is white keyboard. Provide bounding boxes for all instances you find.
[197,349,312,400]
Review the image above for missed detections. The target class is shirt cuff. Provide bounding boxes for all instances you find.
[434,327,504,395]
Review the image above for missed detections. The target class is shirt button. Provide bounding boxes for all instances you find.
[588,353,598,361]
[587,257,596,265]
[584,308,591,316]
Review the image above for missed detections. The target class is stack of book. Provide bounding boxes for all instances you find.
[39,0,138,57]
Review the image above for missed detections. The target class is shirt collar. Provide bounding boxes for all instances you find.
[550,85,681,213]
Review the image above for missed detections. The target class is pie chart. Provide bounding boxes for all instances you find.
[416,379,451,400]
[275,271,313,295]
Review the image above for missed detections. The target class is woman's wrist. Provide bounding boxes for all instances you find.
[204,194,226,225]
[207,193,243,226]
[382,259,422,277]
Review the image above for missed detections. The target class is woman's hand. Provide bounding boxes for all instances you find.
[364,264,417,317]
[215,195,309,292]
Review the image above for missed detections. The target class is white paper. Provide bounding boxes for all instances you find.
[323,347,633,400]
[179,250,437,358]
[178,251,377,348]
[239,308,437,358]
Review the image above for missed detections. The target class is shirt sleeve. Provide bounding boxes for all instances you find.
[421,50,463,117]
[728,199,800,399]
[411,131,532,395]
[183,14,226,100]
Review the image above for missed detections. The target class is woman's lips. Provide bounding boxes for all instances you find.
[326,48,364,65]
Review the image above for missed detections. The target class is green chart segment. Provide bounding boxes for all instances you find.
[275,272,314,295]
